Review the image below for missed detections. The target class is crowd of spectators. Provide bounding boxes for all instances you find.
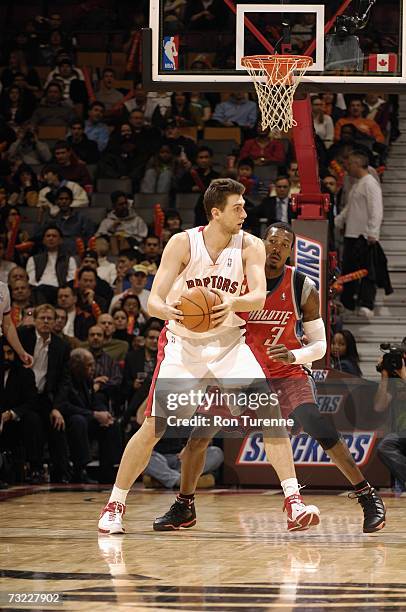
[0,3,399,488]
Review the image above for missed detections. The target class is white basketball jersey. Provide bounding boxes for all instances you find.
[167,226,246,338]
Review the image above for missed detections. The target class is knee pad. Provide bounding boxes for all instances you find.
[292,402,340,451]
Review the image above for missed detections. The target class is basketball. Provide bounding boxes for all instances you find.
[179,286,222,332]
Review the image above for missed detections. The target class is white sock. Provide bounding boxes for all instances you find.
[108,485,129,505]
[281,478,300,498]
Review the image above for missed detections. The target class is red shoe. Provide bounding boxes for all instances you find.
[284,494,320,532]
[98,501,126,534]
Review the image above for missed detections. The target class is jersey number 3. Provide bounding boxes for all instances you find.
[264,327,285,347]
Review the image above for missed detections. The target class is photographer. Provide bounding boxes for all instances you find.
[8,125,52,166]
[374,338,406,490]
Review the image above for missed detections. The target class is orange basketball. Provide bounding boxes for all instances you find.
[179,287,222,333]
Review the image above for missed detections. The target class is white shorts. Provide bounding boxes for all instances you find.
[145,326,267,418]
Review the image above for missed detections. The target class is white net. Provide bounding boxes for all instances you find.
[241,55,313,133]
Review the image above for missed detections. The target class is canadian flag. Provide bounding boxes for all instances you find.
[368,53,397,72]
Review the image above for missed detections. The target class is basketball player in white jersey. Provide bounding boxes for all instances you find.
[98,179,320,534]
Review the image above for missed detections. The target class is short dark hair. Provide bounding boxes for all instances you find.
[118,249,137,260]
[70,118,84,128]
[238,157,254,169]
[45,81,63,95]
[78,266,97,280]
[197,145,213,157]
[42,164,61,178]
[58,284,77,296]
[89,100,105,111]
[54,140,71,152]
[203,178,245,221]
[42,224,63,239]
[349,151,369,168]
[275,175,290,184]
[102,67,115,77]
[121,293,141,309]
[264,222,296,247]
[111,190,127,205]
[55,186,73,201]
[143,234,160,243]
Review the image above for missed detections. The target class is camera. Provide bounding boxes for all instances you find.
[376,343,406,376]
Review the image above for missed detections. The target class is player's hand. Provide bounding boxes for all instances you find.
[163,300,184,323]
[267,344,296,364]
[84,289,95,304]
[210,290,234,327]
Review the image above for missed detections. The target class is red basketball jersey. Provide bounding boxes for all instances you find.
[245,266,307,378]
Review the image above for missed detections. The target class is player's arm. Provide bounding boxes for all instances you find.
[147,233,189,321]
[211,235,266,325]
[268,285,326,365]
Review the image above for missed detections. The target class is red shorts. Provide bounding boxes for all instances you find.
[265,370,317,419]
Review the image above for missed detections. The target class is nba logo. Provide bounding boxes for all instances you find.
[227,258,232,267]
[162,36,179,70]
[281,292,286,301]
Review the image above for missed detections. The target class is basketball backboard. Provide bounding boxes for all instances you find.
[145,0,405,91]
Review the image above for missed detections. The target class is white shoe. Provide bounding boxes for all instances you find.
[284,494,320,532]
[98,501,126,534]
[358,306,374,319]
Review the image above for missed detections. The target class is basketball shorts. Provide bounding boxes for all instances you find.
[267,370,317,420]
[145,326,269,418]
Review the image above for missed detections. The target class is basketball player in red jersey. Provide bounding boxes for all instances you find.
[99,180,320,535]
[156,222,385,534]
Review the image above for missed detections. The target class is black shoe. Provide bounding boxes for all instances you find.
[153,499,196,531]
[349,487,386,533]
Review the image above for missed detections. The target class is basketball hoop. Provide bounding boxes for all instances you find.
[241,55,313,132]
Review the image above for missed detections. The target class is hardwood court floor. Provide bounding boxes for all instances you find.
[1,486,406,611]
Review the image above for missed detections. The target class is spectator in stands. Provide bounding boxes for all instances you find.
[57,285,95,342]
[320,92,346,123]
[312,95,334,149]
[26,225,77,304]
[97,313,129,361]
[140,144,176,194]
[128,109,162,157]
[10,279,34,326]
[44,57,86,105]
[31,82,76,128]
[84,102,110,153]
[162,119,198,161]
[334,98,385,144]
[184,0,228,31]
[236,158,259,197]
[212,92,257,131]
[239,123,286,166]
[110,263,150,315]
[331,329,362,376]
[0,85,34,126]
[0,50,41,92]
[111,308,132,343]
[249,175,294,232]
[77,266,109,314]
[61,348,122,483]
[53,306,81,349]
[95,190,148,249]
[94,237,116,287]
[38,165,89,216]
[111,249,137,295]
[10,164,39,207]
[327,124,372,166]
[38,29,65,67]
[86,325,123,398]
[363,93,391,137]
[78,250,113,305]
[0,340,38,484]
[95,68,124,111]
[51,186,95,255]
[18,303,71,483]
[98,122,148,186]
[8,125,52,167]
[166,92,199,126]
[52,140,92,187]
[121,325,159,424]
[335,152,383,318]
[120,294,143,340]
[67,120,100,164]
[136,235,162,289]
[8,266,29,286]
[177,145,219,193]
[190,91,212,128]
[1,207,30,266]
[0,238,16,283]
[161,210,183,245]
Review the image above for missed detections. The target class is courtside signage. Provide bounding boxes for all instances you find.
[236,432,376,467]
